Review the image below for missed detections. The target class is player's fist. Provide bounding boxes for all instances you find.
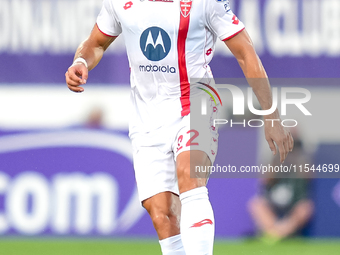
[65,62,88,93]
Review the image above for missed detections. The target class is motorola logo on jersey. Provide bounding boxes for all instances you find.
[140,27,171,61]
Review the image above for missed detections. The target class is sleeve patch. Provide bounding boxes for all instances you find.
[216,0,231,12]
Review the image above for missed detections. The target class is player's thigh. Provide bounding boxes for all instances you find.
[174,110,219,193]
[132,142,179,201]
[176,150,211,194]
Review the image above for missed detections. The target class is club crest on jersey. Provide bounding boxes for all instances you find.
[180,0,192,18]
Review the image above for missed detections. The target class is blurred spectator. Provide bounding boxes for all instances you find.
[84,107,105,129]
[248,130,314,243]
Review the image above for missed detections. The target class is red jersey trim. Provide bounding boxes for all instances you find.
[177,11,191,116]
[96,23,118,38]
[222,27,245,41]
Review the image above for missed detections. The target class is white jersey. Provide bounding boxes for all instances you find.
[96,0,244,135]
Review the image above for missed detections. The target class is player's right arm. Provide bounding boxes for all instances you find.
[65,24,117,93]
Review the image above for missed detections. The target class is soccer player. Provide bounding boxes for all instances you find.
[65,0,294,254]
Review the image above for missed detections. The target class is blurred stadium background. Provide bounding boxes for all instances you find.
[0,0,340,254]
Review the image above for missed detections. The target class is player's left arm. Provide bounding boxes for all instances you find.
[224,30,294,163]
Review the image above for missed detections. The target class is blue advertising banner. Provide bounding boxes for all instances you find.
[0,128,258,237]
[0,129,149,236]
[308,144,340,237]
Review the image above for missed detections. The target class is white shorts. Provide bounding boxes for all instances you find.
[131,96,219,202]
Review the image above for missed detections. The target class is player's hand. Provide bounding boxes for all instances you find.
[65,62,88,93]
[264,118,294,163]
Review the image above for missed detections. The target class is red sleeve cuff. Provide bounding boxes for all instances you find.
[96,23,117,38]
[222,27,245,41]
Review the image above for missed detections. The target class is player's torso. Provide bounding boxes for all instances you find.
[112,0,216,101]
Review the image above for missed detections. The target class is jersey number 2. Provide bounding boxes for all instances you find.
[177,129,199,153]
[186,129,199,147]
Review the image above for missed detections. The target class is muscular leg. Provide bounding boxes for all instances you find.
[177,150,215,255]
[143,192,185,255]
[142,192,181,240]
[141,148,210,239]
[176,150,210,193]
[140,150,214,254]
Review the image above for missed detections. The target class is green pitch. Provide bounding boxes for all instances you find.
[0,238,339,255]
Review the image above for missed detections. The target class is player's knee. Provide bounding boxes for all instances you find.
[150,208,179,230]
[143,201,178,226]
[151,213,169,229]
